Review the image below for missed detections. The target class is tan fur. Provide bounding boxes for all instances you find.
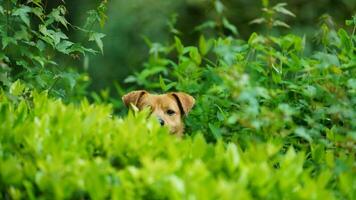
[122,90,195,136]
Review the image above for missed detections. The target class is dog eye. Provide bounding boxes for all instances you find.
[166,109,176,116]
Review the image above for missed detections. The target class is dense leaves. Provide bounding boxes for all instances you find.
[0,85,354,199]
[126,16,356,148]
[0,1,355,199]
[120,13,355,199]
[0,0,106,99]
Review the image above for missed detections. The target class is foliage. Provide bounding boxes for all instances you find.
[0,1,355,199]
[120,13,356,198]
[0,85,355,199]
[249,1,296,29]
[66,0,354,91]
[194,0,238,36]
[125,13,356,146]
[0,0,106,100]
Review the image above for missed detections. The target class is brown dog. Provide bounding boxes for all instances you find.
[122,90,195,136]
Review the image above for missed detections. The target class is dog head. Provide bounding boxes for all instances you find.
[122,90,195,135]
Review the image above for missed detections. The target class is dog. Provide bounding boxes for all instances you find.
[122,90,195,136]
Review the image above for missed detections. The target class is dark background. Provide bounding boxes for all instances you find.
[47,0,355,92]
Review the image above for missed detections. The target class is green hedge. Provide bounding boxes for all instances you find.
[0,83,355,199]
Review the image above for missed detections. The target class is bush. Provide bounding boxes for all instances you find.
[0,1,355,199]
[125,15,356,147]
[0,0,106,100]
[0,84,355,199]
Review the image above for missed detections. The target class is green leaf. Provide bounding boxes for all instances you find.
[89,32,106,54]
[222,17,238,35]
[295,127,312,142]
[198,35,207,56]
[225,143,240,173]
[52,31,68,45]
[16,60,31,71]
[338,29,352,53]
[262,0,269,7]
[31,7,44,20]
[248,32,259,45]
[2,35,18,49]
[12,6,32,27]
[10,80,26,96]
[97,1,108,28]
[272,20,290,28]
[345,16,355,26]
[303,85,317,97]
[59,72,78,90]
[347,78,356,89]
[313,52,340,68]
[194,20,216,32]
[189,47,201,65]
[214,0,224,14]
[273,3,296,17]
[50,6,68,28]
[124,75,137,83]
[70,43,97,55]
[0,67,12,87]
[249,18,266,25]
[14,26,30,41]
[56,40,74,54]
[84,10,100,29]
[199,35,212,56]
[39,25,68,46]
[208,123,222,140]
[0,6,4,15]
[192,134,207,158]
[174,36,184,55]
[36,40,46,52]
[159,75,167,91]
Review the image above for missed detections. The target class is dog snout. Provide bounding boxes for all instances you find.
[158,118,165,126]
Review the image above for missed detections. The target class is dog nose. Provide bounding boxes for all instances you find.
[158,118,165,126]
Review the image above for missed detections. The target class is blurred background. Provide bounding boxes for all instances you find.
[48,0,355,93]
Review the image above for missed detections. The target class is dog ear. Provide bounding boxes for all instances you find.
[171,92,195,115]
[122,90,148,107]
